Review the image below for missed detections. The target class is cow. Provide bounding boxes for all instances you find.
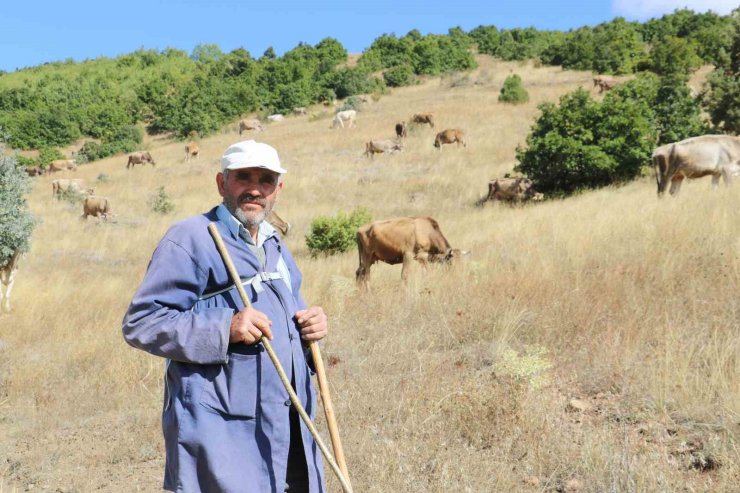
[81,196,112,220]
[267,114,284,123]
[654,134,740,196]
[411,113,435,128]
[49,159,77,173]
[185,142,200,163]
[485,177,543,203]
[24,166,46,177]
[239,119,264,135]
[0,250,22,312]
[593,76,618,93]
[127,151,155,169]
[434,129,466,149]
[293,107,307,116]
[355,216,466,289]
[331,110,357,129]
[52,178,87,198]
[267,210,291,236]
[395,122,408,139]
[364,139,403,158]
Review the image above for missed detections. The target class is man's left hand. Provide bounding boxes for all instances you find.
[295,306,328,343]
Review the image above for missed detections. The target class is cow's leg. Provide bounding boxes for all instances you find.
[401,252,414,284]
[669,176,683,196]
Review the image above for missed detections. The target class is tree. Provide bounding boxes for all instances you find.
[702,9,740,133]
[498,74,529,103]
[0,135,37,268]
[649,36,701,79]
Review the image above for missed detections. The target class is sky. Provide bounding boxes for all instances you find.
[0,0,736,73]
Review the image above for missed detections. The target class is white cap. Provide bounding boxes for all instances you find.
[220,140,287,174]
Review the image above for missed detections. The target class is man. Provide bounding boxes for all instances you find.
[122,140,328,493]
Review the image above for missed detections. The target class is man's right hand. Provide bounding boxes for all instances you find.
[229,307,273,344]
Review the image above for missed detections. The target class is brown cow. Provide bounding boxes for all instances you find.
[239,119,264,135]
[434,129,466,149]
[267,210,291,236]
[355,216,466,289]
[395,122,408,139]
[364,139,403,158]
[411,113,435,128]
[49,159,77,172]
[127,151,155,169]
[81,196,112,220]
[0,250,22,312]
[52,178,88,198]
[185,142,200,162]
[593,76,618,93]
[24,166,46,177]
[485,177,543,203]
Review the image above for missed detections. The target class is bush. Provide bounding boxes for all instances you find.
[338,96,362,112]
[383,64,416,87]
[96,173,111,183]
[57,187,87,205]
[0,143,38,266]
[498,74,529,103]
[149,186,175,214]
[305,208,371,257]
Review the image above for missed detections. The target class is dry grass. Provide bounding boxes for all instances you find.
[1,55,738,492]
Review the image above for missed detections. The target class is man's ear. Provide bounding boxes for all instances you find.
[216,172,225,197]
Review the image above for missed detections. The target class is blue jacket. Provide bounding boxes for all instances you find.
[122,206,325,493]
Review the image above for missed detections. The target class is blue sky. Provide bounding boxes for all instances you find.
[0,0,735,73]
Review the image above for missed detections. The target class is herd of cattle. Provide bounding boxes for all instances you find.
[5,103,740,309]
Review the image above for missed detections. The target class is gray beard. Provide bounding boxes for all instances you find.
[223,195,275,230]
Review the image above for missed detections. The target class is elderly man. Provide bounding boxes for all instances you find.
[122,140,328,493]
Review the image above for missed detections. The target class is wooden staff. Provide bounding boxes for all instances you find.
[207,223,353,493]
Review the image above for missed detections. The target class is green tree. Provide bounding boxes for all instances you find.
[0,137,37,267]
[702,9,740,133]
[649,36,701,79]
[498,74,529,103]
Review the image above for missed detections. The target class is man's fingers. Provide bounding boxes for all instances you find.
[260,323,273,340]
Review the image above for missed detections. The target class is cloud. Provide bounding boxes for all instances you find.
[612,0,737,20]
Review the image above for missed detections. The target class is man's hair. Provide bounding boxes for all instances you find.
[222,168,282,184]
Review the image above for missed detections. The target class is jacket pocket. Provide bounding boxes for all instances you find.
[200,352,259,419]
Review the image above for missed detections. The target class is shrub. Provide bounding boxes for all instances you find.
[498,74,529,103]
[149,186,175,214]
[0,143,38,266]
[57,187,87,205]
[96,173,111,183]
[383,64,416,87]
[338,96,362,112]
[305,208,371,256]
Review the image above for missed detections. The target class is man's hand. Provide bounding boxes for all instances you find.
[295,306,328,343]
[229,307,273,344]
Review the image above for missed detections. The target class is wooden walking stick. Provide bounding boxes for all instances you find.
[310,342,352,490]
[208,223,353,493]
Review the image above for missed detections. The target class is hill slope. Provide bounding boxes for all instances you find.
[1,55,738,492]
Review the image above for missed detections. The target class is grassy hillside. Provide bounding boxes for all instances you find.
[1,56,737,492]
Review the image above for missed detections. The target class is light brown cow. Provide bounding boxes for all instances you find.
[293,107,307,116]
[395,122,408,139]
[52,178,87,198]
[434,129,466,149]
[411,113,435,128]
[331,110,357,129]
[0,250,22,312]
[654,135,740,196]
[185,142,200,162]
[127,151,155,169]
[355,216,466,289]
[81,196,112,220]
[485,177,543,203]
[593,76,618,93]
[267,210,291,236]
[49,159,77,173]
[364,139,403,158]
[239,119,265,135]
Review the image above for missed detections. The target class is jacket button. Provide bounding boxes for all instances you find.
[289,332,295,341]
[284,399,292,407]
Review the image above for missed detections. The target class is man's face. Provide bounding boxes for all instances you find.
[217,167,283,229]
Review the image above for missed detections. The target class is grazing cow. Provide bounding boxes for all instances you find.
[267,114,284,123]
[0,250,22,312]
[331,110,357,129]
[52,178,87,198]
[434,129,466,149]
[485,177,542,203]
[25,166,45,177]
[395,122,408,139]
[364,139,403,158]
[185,142,200,162]
[49,159,77,173]
[239,119,264,135]
[81,196,112,220]
[267,210,291,237]
[654,135,740,196]
[127,151,155,169]
[593,76,618,93]
[355,216,466,289]
[293,107,307,116]
[411,113,435,128]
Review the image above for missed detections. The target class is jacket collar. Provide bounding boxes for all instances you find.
[215,203,276,248]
